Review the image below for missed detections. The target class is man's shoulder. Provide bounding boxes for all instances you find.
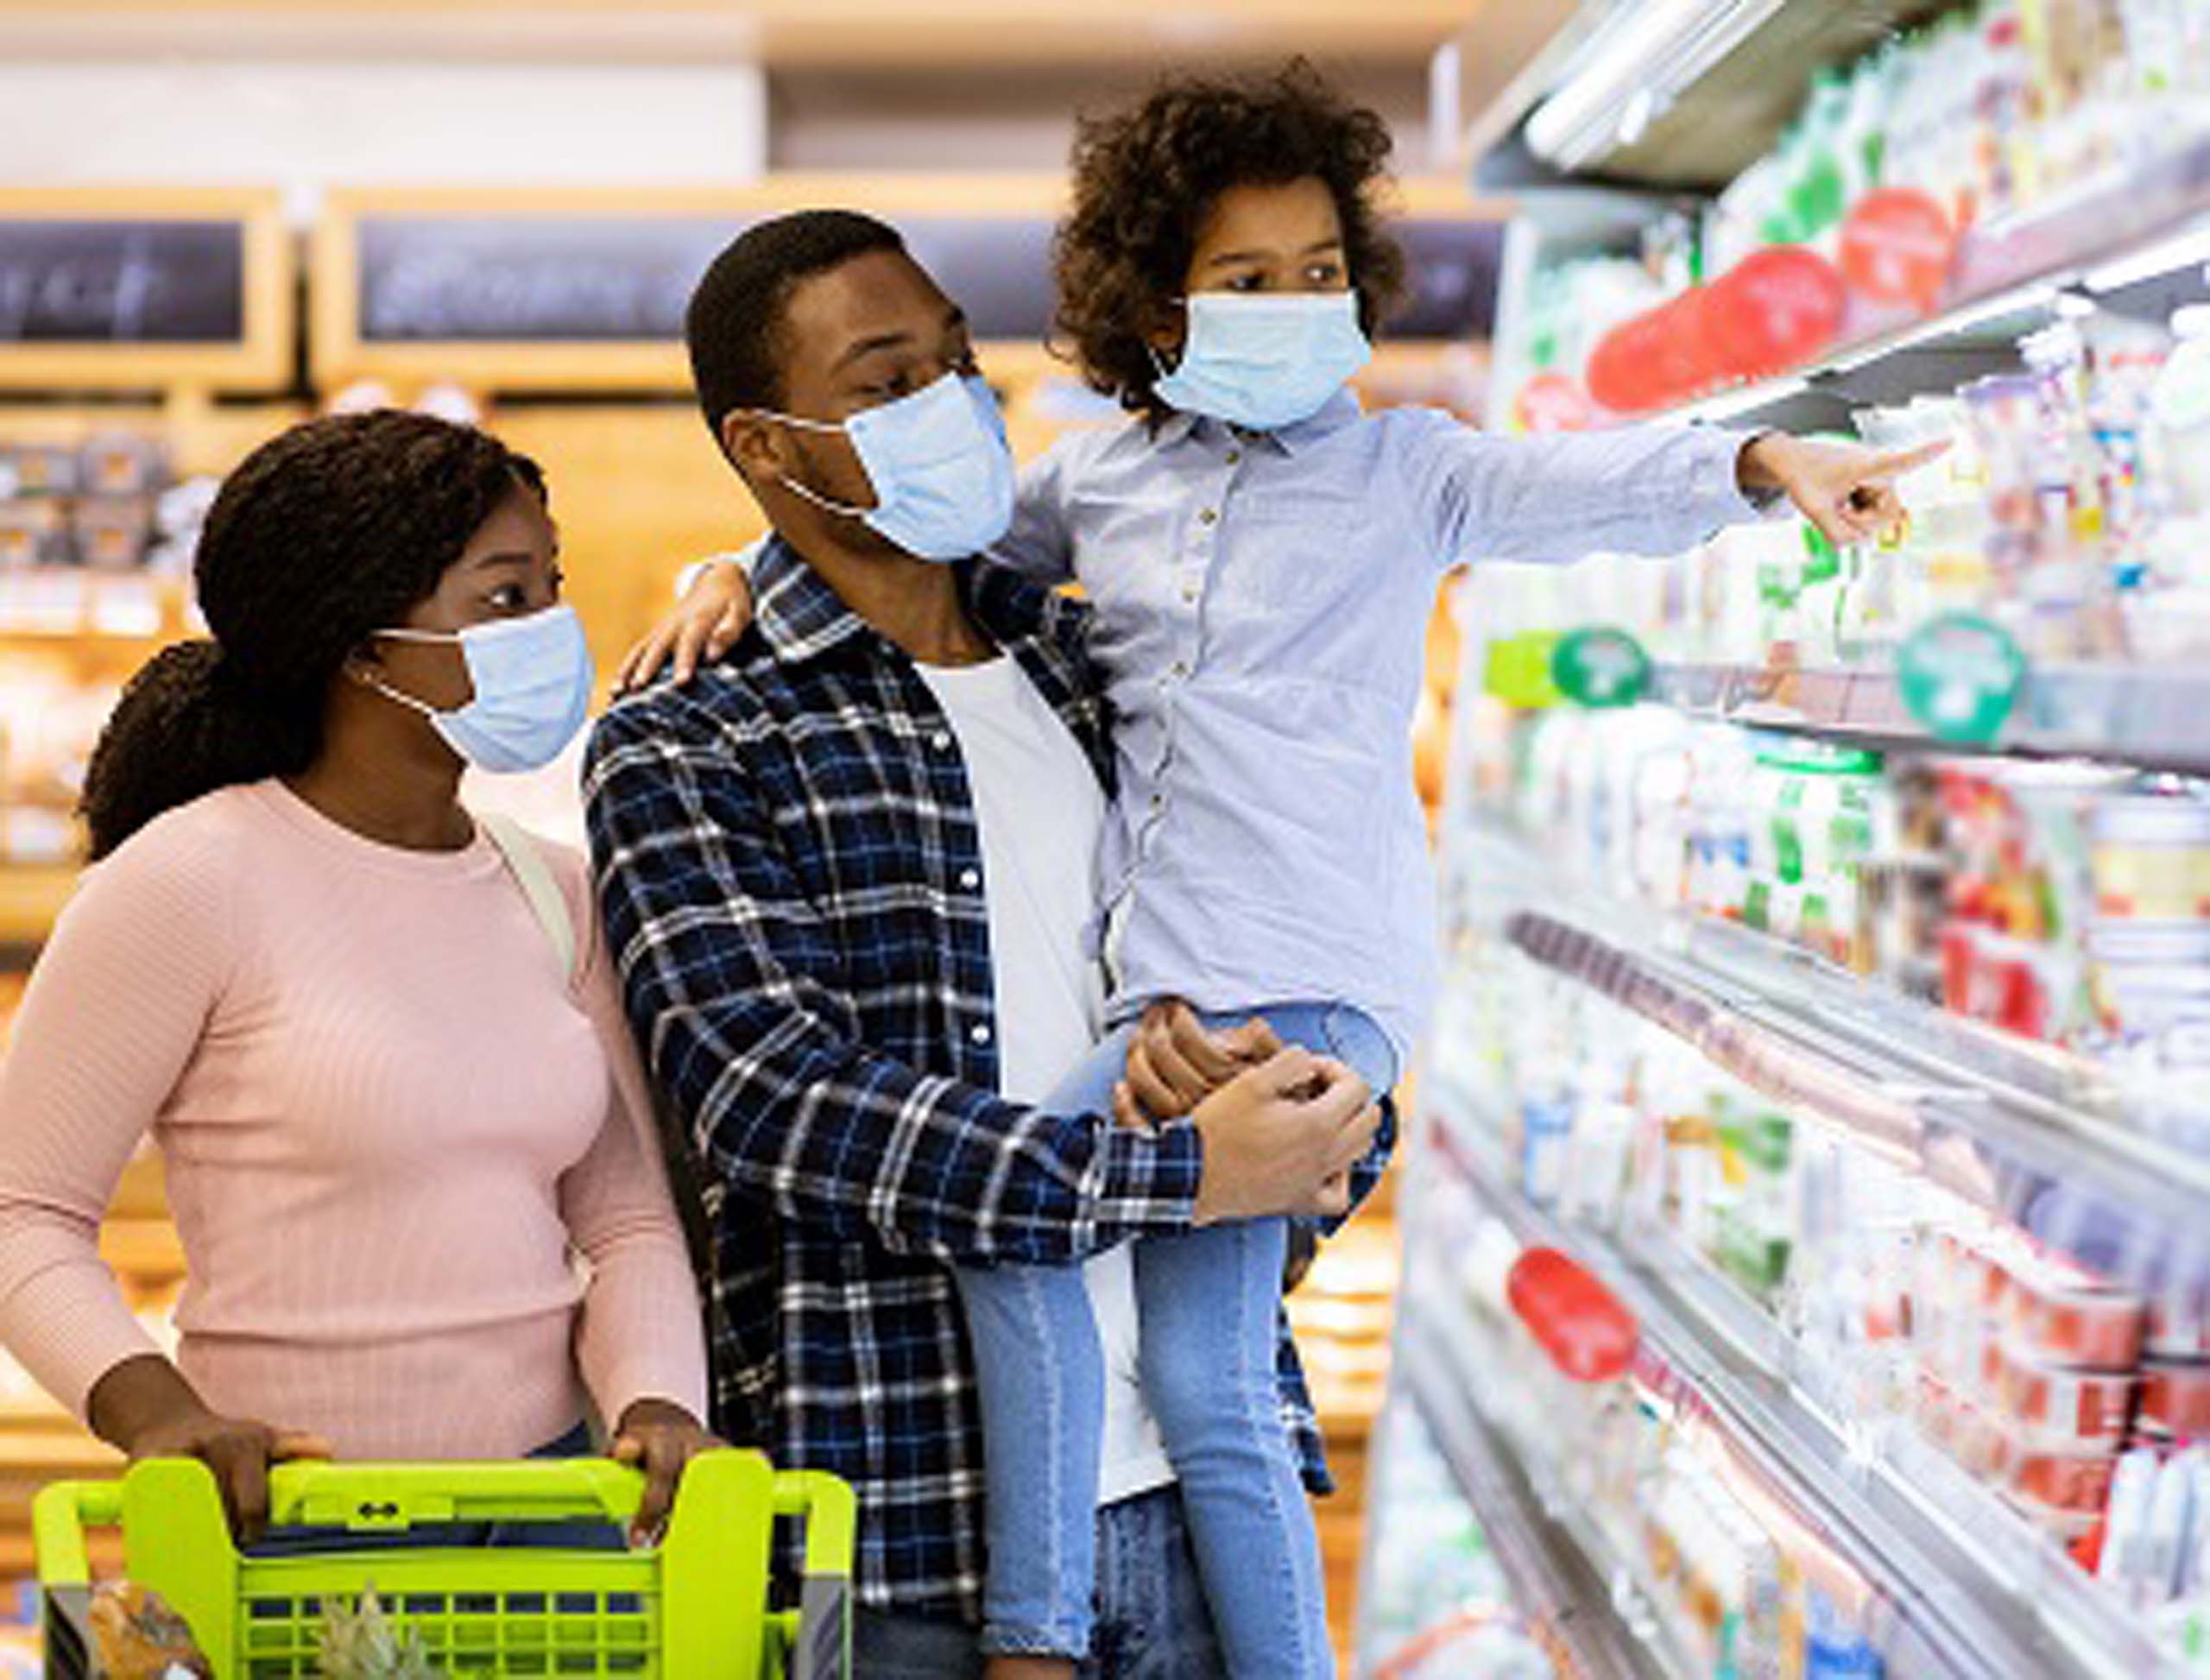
[590,641,794,757]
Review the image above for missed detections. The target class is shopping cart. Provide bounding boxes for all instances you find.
[32,1449,852,1678]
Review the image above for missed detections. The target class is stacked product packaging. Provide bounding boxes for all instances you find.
[1421,1167,1892,1678]
[1511,0,2210,422]
[1441,933,2210,1660]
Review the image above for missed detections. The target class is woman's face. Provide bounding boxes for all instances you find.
[1152,176,1349,352]
[368,482,563,713]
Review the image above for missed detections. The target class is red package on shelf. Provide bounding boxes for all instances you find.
[2005,1260,2145,1370]
[1994,1342,2137,1443]
[1506,1246,1639,1382]
[2140,1362,2210,1437]
[2011,1443,2120,1512]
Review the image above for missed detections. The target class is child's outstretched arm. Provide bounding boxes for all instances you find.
[1399,417,1943,569]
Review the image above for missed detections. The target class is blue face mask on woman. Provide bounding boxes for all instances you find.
[753,370,1017,562]
[367,603,595,774]
[1151,290,1373,433]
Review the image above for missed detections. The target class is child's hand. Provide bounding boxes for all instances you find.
[615,557,756,693]
[1114,1000,1282,1128]
[1737,433,1949,548]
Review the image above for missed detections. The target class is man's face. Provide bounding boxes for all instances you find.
[723,248,981,556]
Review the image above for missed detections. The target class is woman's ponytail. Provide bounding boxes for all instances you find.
[80,640,319,861]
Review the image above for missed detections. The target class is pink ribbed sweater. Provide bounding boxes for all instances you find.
[0,780,707,1459]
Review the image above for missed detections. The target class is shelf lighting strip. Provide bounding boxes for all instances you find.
[1525,0,1787,173]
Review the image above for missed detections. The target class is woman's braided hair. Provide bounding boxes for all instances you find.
[80,409,544,859]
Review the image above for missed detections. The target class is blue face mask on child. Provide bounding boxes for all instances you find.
[1151,291,1372,433]
[756,370,1017,563]
[368,603,595,774]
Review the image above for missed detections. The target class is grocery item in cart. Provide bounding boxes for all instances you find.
[85,1583,211,1678]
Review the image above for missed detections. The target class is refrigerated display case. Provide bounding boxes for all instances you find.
[1373,3,2210,1674]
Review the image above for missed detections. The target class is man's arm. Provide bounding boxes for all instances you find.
[589,698,1225,1268]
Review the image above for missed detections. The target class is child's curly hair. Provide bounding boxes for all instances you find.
[1052,59,1407,421]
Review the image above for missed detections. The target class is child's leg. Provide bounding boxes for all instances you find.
[952,1023,1138,1664]
[1135,1001,1396,1680]
[1134,1219,1326,1678]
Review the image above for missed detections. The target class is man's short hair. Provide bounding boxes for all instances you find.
[685,209,909,443]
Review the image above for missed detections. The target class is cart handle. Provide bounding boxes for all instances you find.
[31,1481,122,1588]
[772,1469,855,1579]
[772,1471,855,1680]
[268,1456,655,1530]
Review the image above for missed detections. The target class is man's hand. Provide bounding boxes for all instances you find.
[615,559,756,693]
[1189,1048,1380,1225]
[1737,433,1948,548]
[1113,1001,1282,1130]
[610,1398,721,1549]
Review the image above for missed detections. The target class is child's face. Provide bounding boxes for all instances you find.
[1152,177,1348,352]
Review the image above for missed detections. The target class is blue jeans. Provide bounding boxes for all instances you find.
[956,1001,1394,1675]
[853,1485,1224,1677]
[245,1420,627,1555]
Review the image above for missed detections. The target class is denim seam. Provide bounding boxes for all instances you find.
[1240,1221,1323,1677]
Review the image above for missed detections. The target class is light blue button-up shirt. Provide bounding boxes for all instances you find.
[988,391,1763,1060]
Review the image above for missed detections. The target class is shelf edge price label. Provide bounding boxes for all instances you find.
[1551,626,1651,710]
[1898,612,2026,743]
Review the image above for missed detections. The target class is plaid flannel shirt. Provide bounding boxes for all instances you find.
[584,536,1390,1621]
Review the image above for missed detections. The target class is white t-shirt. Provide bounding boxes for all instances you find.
[916,655,1176,1507]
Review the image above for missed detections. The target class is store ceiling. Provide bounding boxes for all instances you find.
[0,0,1478,68]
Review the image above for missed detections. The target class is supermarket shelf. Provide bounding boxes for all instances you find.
[1463,824,2210,1290]
[1417,1101,2162,1678]
[1397,1323,1678,1680]
[1630,130,2210,433]
[0,864,76,952]
[1472,0,1942,189]
[1651,659,2210,778]
[97,1218,184,1279]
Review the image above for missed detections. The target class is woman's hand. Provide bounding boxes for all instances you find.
[614,559,756,693]
[90,1354,329,1544]
[611,1397,721,1547]
[1736,433,1949,548]
[1113,1000,1283,1130]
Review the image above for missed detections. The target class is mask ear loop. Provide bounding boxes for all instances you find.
[1148,296,1193,381]
[735,409,876,521]
[355,627,459,720]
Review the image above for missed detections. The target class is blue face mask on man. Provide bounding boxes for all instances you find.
[367,603,595,774]
[1151,290,1373,433]
[752,370,1017,563]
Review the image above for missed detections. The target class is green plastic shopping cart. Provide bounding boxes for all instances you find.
[33,1449,853,1678]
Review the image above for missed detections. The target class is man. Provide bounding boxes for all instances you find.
[584,210,1386,1677]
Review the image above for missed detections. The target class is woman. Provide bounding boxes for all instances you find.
[0,409,712,1548]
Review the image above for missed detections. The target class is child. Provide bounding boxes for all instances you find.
[640,62,1933,1678]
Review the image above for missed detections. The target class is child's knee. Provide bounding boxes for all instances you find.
[1138,1335,1271,1441]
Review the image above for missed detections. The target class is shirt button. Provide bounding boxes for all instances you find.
[1150,793,1165,811]
[1225,448,1242,466]
[931,729,952,752]
[1197,508,1218,526]
[1171,661,1189,679]
[971,1023,993,1046]
[959,867,981,889]
[1182,583,1199,603]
